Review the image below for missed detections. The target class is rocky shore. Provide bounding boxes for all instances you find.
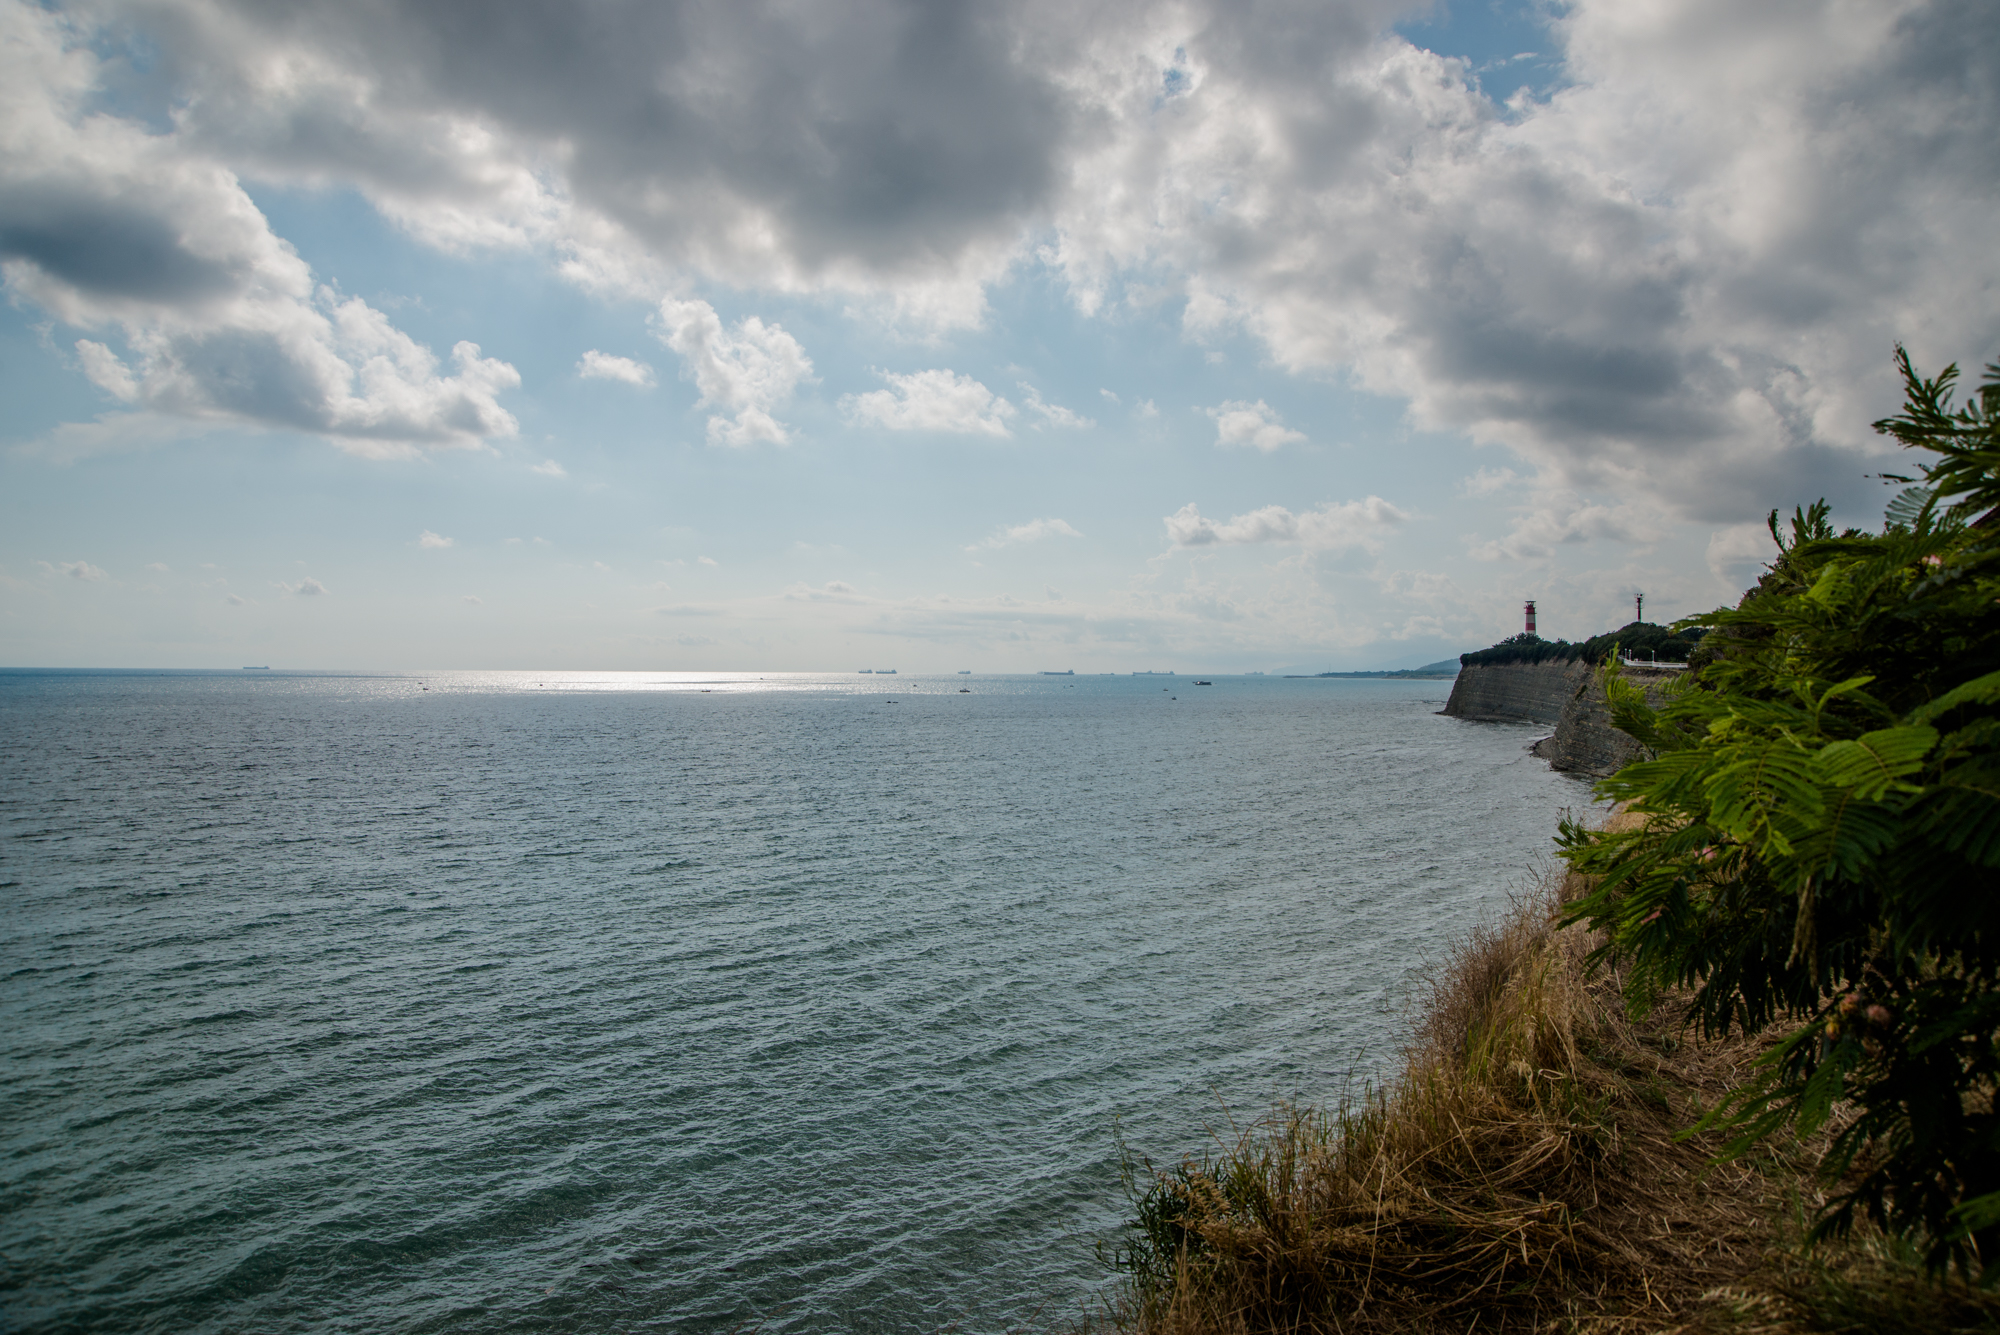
[1441,659,1678,778]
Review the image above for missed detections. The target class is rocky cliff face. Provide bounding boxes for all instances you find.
[1441,660,1591,725]
[1444,661,1678,778]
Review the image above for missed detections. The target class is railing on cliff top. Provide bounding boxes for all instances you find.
[1619,651,1689,671]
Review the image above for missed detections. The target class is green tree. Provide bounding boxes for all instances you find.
[1558,350,2000,1273]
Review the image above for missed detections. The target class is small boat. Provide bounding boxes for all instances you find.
[958,688,971,693]
[1193,680,1212,686]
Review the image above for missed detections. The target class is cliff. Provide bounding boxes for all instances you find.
[1439,659,1589,725]
[1443,660,1677,778]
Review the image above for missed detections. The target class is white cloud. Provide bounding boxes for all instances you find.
[1462,467,1521,496]
[783,580,864,601]
[653,297,813,447]
[225,592,246,605]
[698,555,719,567]
[38,558,106,580]
[146,561,169,571]
[1165,498,1407,551]
[1019,384,1094,429]
[462,593,482,604]
[1099,388,1120,404]
[1706,521,1779,585]
[968,517,1084,551]
[531,459,567,478]
[1135,399,1160,419]
[7,0,1993,530]
[842,369,1015,436]
[1469,494,1660,561]
[285,577,327,596]
[1206,400,1305,452]
[0,7,520,453]
[1047,0,1993,522]
[418,530,453,548]
[75,340,137,399]
[576,349,656,387]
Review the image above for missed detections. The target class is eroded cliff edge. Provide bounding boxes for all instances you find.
[1442,660,1677,778]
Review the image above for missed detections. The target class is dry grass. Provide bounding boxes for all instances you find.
[1095,823,2000,1334]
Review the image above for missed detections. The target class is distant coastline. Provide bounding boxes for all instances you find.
[1284,658,1459,680]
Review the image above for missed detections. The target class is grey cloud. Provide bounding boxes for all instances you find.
[136,0,1091,303]
[0,192,237,303]
[1055,0,2000,521]
[2,2,519,449]
[17,0,1998,519]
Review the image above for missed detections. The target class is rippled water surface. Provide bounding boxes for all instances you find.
[2,669,1587,1332]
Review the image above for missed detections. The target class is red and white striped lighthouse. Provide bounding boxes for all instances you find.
[1525,600,1537,636]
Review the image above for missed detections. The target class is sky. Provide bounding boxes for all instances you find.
[2,0,1996,673]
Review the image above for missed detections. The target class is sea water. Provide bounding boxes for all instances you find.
[1,669,1589,1333]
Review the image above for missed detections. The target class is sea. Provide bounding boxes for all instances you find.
[1,669,1590,1333]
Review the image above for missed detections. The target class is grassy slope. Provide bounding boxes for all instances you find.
[1095,822,2000,1334]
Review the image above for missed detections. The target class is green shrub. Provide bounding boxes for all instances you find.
[1557,350,2000,1276]
[1459,624,1707,669]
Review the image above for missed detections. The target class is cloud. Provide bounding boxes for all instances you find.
[1468,494,1660,561]
[1206,400,1305,452]
[653,297,813,446]
[1048,0,1996,521]
[1462,467,1521,497]
[782,580,865,601]
[285,577,327,596]
[38,558,106,580]
[225,592,246,605]
[968,517,1084,550]
[462,593,482,604]
[145,561,169,571]
[576,349,656,387]
[1706,521,1779,586]
[698,555,719,567]
[418,530,453,548]
[0,6,520,453]
[1165,498,1407,551]
[530,459,567,478]
[780,579,868,599]
[9,0,1993,525]
[842,369,1015,436]
[1019,383,1094,429]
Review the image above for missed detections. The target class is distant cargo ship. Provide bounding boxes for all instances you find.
[241,666,270,670]
[1039,670,1074,676]
[1131,670,1174,676]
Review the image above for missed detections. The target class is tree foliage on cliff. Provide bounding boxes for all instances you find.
[1459,622,1705,669]
[1558,350,2000,1275]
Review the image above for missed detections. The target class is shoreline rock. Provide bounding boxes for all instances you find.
[1443,659,1677,778]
